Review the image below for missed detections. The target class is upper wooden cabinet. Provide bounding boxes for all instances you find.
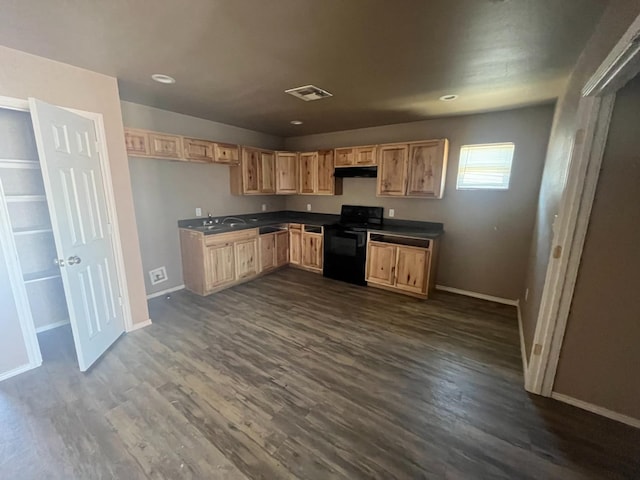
[214,142,240,165]
[149,132,183,159]
[124,129,150,156]
[298,152,317,195]
[377,144,409,196]
[377,139,448,199]
[183,137,215,163]
[230,147,276,195]
[276,152,298,194]
[335,145,377,167]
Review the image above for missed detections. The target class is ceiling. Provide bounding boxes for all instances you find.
[0,0,606,136]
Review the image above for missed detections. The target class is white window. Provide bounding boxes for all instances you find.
[456,143,515,190]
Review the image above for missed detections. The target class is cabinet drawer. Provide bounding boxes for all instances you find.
[214,143,240,165]
[183,138,215,162]
[204,228,258,246]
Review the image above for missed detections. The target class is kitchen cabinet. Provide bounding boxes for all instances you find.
[289,224,302,265]
[183,137,215,163]
[377,144,408,196]
[301,231,323,271]
[124,129,150,156]
[377,139,448,199]
[213,142,240,165]
[230,147,276,195]
[335,145,377,167]
[149,132,183,159]
[276,152,298,194]
[298,152,317,195]
[259,233,276,272]
[205,243,235,290]
[180,228,260,295]
[365,232,438,298]
[275,231,289,267]
[235,238,258,279]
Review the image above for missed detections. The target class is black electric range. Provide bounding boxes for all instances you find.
[323,205,384,286]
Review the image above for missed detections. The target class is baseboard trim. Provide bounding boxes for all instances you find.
[516,302,529,378]
[435,285,518,306]
[551,392,640,429]
[35,319,70,333]
[127,318,152,333]
[0,361,41,382]
[146,284,185,300]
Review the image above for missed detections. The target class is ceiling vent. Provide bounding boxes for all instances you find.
[285,85,333,102]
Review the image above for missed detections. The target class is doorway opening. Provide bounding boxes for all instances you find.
[0,108,76,365]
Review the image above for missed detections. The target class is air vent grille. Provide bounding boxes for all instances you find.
[285,85,333,102]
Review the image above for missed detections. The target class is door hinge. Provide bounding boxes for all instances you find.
[533,343,543,355]
[95,141,101,153]
[107,223,113,235]
[118,296,123,306]
[552,245,562,259]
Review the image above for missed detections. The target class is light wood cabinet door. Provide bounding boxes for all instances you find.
[365,241,397,286]
[377,144,408,196]
[242,148,261,194]
[334,147,355,167]
[301,233,323,270]
[205,243,235,291]
[214,143,240,165]
[406,140,448,198]
[183,138,215,163]
[275,231,289,266]
[394,246,429,295]
[234,238,258,280]
[276,152,298,194]
[317,150,335,195]
[259,234,276,272]
[355,146,377,166]
[149,132,183,159]
[259,151,276,194]
[298,152,317,195]
[124,129,150,156]
[289,228,302,265]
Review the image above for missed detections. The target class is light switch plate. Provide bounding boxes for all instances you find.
[306,204,312,211]
[389,209,395,217]
[262,204,267,212]
[195,207,202,217]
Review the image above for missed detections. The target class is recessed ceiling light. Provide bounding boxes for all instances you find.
[290,120,303,125]
[439,94,459,101]
[151,74,176,84]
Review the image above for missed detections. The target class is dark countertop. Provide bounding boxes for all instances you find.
[178,211,443,239]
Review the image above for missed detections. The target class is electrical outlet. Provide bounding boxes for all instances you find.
[306,203,312,211]
[195,207,202,217]
[261,204,267,212]
[149,266,168,286]
[388,209,395,217]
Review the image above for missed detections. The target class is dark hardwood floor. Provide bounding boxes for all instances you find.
[1,268,639,479]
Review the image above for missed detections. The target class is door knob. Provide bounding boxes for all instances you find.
[67,255,82,265]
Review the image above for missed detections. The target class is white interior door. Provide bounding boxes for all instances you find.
[29,98,124,371]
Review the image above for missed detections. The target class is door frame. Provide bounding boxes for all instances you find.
[526,15,640,395]
[0,96,135,372]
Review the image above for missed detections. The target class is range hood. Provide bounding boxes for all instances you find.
[334,166,377,178]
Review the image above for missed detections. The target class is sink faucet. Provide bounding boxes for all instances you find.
[203,213,218,226]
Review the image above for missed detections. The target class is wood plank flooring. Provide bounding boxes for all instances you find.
[1,268,639,479]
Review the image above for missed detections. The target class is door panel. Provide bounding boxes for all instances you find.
[205,243,234,289]
[298,152,317,194]
[366,242,396,286]
[289,228,302,265]
[334,147,354,167]
[302,233,323,270]
[242,148,260,194]
[355,146,377,166]
[276,152,298,194]
[259,151,276,194]
[317,150,335,195]
[235,238,258,279]
[259,234,276,272]
[407,141,445,197]
[275,231,289,266]
[29,98,124,371]
[377,145,408,196]
[395,246,428,294]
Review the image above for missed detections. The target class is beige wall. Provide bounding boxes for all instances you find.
[520,1,640,357]
[122,102,286,295]
[284,105,554,300]
[0,46,149,327]
[553,76,640,420]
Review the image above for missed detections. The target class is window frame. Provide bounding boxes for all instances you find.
[456,142,515,191]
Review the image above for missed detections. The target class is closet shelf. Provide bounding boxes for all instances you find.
[5,195,47,203]
[13,227,53,236]
[23,269,61,284]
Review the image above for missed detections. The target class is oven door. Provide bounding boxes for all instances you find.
[323,227,367,285]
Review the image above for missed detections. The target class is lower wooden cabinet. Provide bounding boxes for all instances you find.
[275,231,289,267]
[301,232,323,271]
[365,234,438,298]
[205,243,235,290]
[259,234,276,272]
[235,238,258,279]
[289,226,302,265]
